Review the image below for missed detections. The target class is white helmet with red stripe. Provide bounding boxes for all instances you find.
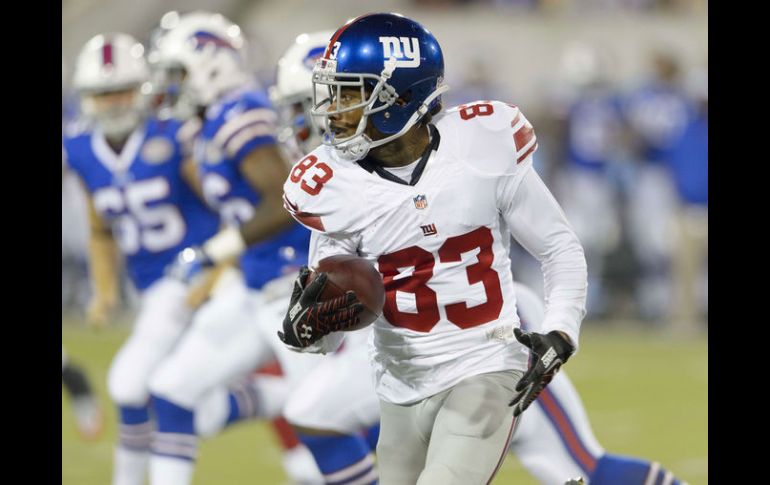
[72,33,149,138]
[269,30,334,156]
[153,11,248,113]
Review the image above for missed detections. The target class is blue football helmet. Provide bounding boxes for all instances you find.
[310,13,448,161]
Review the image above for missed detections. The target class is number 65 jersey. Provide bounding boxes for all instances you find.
[283,101,587,405]
[64,117,221,291]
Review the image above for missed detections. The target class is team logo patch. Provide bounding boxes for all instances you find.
[192,31,237,52]
[421,223,437,236]
[413,194,428,210]
[379,37,420,68]
[141,137,174,165]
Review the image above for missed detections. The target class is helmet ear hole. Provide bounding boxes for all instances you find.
[396,90,412,107]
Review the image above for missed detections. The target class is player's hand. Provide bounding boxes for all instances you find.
[165,246,213,285]
[185,268,214,309]
[86,294,117,330]
[510,328,574,417]
[277,266,364,348]
[185,263,229,309]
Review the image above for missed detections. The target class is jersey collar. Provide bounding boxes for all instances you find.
[357,124,440,186]
[91,125,146,175]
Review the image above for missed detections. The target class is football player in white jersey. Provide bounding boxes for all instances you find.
[274,29,688,485]
[279,13,587,485]
[270,31,681,485]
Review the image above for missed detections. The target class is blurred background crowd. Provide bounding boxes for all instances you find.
[63,0,707,332]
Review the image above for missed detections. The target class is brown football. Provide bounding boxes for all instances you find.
[306,255,385,329]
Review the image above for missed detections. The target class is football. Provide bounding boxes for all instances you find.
[306,255,385,329]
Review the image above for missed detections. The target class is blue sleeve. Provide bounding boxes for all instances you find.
[215,94,279,167]
[62,137,80,175]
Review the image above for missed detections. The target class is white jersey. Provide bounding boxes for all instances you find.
[283,100,587,404]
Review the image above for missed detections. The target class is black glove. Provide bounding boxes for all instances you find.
[277,266,364,348]
[510,328,575,417]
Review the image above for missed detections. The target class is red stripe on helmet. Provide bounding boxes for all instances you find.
[323,13,375,59]
[102,42,114,67]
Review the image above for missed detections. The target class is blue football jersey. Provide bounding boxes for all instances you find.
[623,84,695,164]
[669,113,708,205]
[566,92,625,172]
[195,84,310,290]
[63,117,221,290]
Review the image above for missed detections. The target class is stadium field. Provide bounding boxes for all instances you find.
[63,320,707,484]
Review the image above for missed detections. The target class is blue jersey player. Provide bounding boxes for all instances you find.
[551,62,626,319]
[623,51,695,322]
[145,11,322,485]
[63,33,220,485]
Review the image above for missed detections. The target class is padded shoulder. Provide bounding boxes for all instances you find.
[282,146,364,236]
[438,100,538,177]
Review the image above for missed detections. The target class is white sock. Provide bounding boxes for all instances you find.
[150,455,195,485]
[283,445,324,485]
[195,387,230,439]
[112,446,149,485]
[253,375,291,419]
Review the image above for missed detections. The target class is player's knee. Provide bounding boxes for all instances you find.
[148,361,189,406]
[149,350,214,410]
[107,362,149,407]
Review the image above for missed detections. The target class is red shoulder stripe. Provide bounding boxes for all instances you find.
[282,194,326,232]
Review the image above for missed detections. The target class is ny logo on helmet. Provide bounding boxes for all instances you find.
[378,37,420,68]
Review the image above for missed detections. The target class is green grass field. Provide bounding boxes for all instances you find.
[62,321,707,484]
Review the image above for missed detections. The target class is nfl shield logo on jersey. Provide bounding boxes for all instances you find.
[413,195,428,210]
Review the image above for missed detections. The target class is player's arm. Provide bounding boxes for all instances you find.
[171,155,237,307]
[179,157,206,203]
[166,107,296,285]
[167,143,295,279]
[176,117,209,205]
[237,143,296,244]
[84,193,121,328]
[503,167,587,347]
[500,164,587,415]
[205,105,296,262]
